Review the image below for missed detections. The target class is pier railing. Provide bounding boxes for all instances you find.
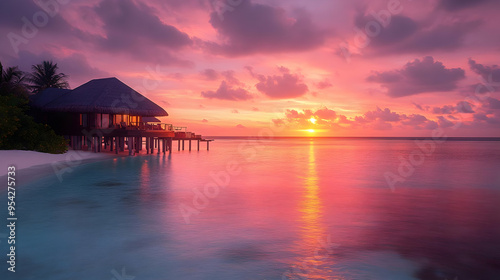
[127,122,173,131]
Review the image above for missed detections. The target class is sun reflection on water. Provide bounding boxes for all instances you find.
[287,141,338,279]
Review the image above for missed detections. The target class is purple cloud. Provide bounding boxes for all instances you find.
[255,67,308,99]
[93,0,192,65]
[201,69,220,80]
[402,114,428,126]
[437,116,455,128]
[363,107,404,122]
[439,0,492,11]
[456,101,475,113]
[485,97,500,109]
[201,81,252,101]
[354,9,480,55]
[432,105,455,114]
[207,0,328,56]
[468,59,500,87]
[367,56,465,97]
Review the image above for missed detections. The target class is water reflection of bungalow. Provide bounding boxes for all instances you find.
[31,77,212,154]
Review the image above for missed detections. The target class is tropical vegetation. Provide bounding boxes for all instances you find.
[0,60,68,154]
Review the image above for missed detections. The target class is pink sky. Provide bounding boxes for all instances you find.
[1,0,500,136]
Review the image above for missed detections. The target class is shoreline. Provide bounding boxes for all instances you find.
[0,150,122,188]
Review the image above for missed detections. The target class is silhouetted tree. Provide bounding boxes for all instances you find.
[28,60,69,93]
[0,62,28,97]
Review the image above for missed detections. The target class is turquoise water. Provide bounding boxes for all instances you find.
[1,138,500,279]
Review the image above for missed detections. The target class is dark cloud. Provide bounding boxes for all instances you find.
[363,107,404,122]
[405,21,480,53]
[367,56,465,97]
[437,116,455,128]
[468,59,500,88]
[456,101,475,113]
[485,97,500,109]
[473,113,500,124]
[207,0,328,56]
[425,121,439,130]
[221,70,242,86]
[201,81,252,101]
[355,14,417,47]
[432,105,455,114]
[201,69,219,80]
[402,114,428,126]
[95,0,191,50]
[93,0,192,65]
[0,0,90,56]
[353,10,480,55]
[255,67,308,99]
[439,0,491,11]
[236,124,246,129]
[412,102,425,111]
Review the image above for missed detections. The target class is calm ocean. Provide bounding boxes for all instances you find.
[2,138,500,280]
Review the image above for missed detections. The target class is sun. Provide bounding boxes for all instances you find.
[309,117,317,124]
[306,129,315,133]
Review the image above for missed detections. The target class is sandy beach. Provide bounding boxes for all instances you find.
[0,150,116,177]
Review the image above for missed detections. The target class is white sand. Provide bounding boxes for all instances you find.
[0,150,112,177]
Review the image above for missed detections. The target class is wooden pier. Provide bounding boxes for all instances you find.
[67,127,214,155]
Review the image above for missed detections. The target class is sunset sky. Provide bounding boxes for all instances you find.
[1,0,500,136]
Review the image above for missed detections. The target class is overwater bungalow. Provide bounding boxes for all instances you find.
[31,77,211,154]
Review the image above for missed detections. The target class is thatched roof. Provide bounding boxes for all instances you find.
[143,116,161,123]
[30,88,71,108]
[42,77,168,116]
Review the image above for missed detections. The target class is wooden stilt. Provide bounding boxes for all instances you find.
[197,140,200,151]
[178,140,180,151]
[182,140,185,150]
[207,141,210,151]
[127,137,134,156]
[189,140,192,151]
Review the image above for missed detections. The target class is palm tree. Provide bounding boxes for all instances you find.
[28,61,69,93]
[0,62,27,97]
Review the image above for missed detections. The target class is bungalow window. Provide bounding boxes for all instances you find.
[130,116,138,125]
